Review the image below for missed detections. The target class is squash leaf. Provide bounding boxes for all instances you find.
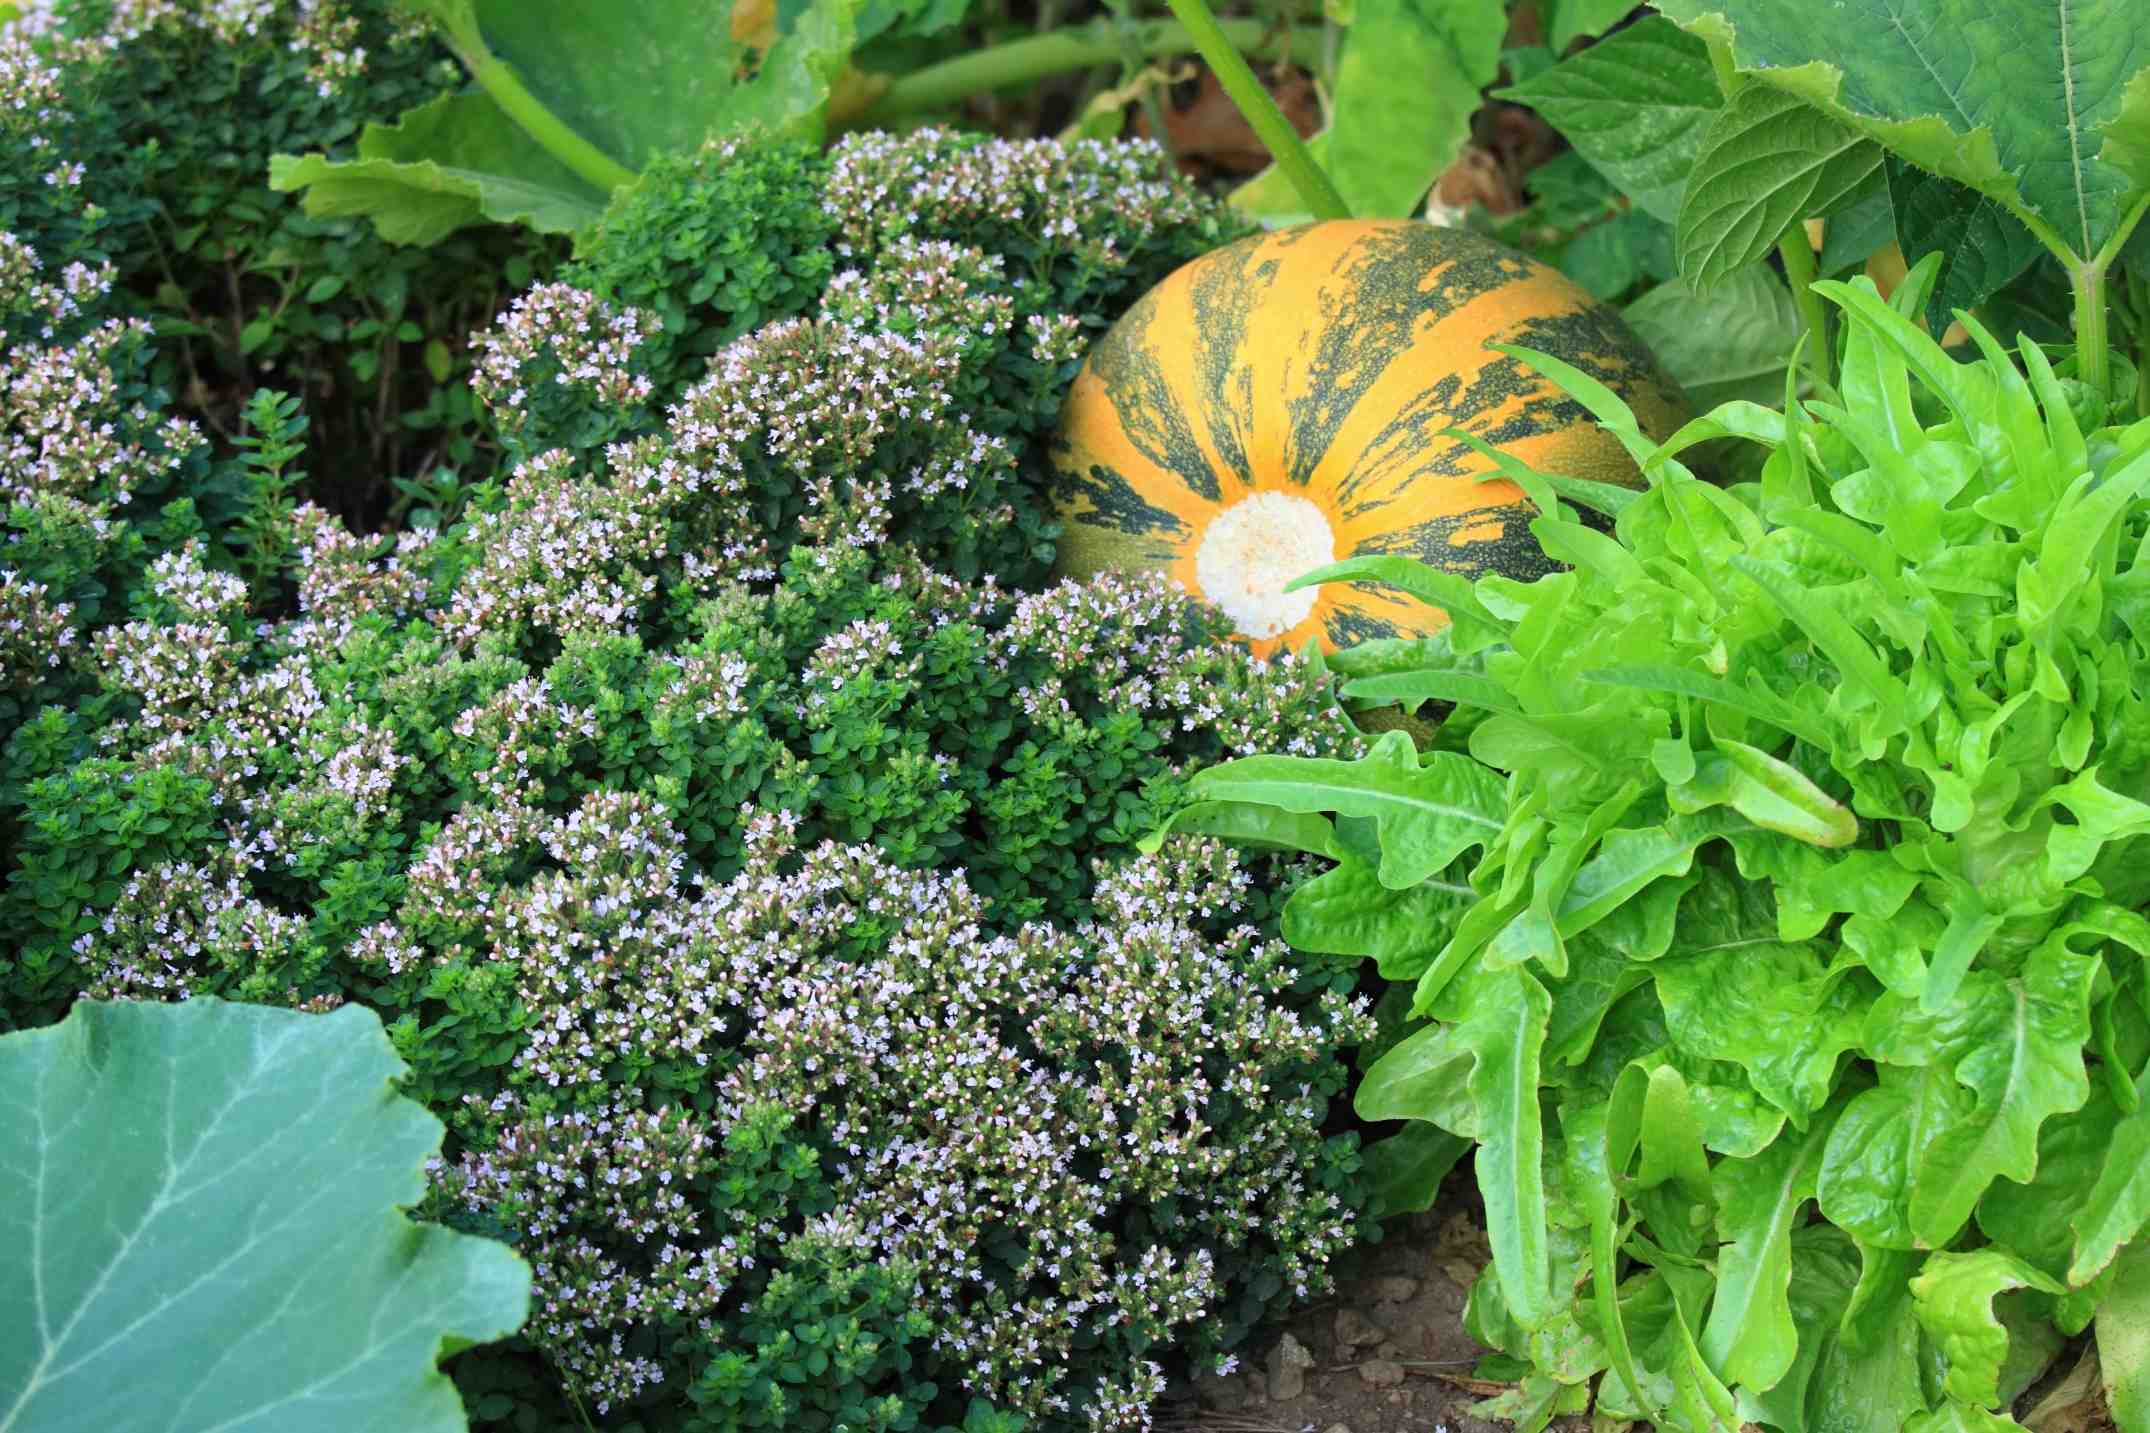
[1653,0,2150,263]
[1232,0,1503,220]
[0,997,529,1431]
[269,91,608,244]
[275,0,861,242]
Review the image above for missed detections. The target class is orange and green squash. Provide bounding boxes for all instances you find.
[1047,218,1688,658]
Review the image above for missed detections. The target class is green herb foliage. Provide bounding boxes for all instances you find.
[1169,260,2150,1429]
[12,0,560,523]
[0,123,1370,1430]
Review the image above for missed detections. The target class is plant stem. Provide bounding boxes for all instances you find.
[1776,228,1830,394]
[2073,257,2111,396]
[1160,0,1347,218]
[2077,191,2150,400]
[432,22,636,194]
[854,17,1323,126]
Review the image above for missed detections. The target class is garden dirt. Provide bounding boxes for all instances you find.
[1156,1178,1549,1433]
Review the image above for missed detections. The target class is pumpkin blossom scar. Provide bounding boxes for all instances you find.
[1192,490,1336,639]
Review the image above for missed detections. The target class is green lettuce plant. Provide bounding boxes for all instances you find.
[1154,257,2150,1428]
[0,996,529,1432]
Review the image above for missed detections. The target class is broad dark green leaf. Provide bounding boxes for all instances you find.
[1364,1123,1473,1218]
[1496,18,1720,224]
[1653,0,2150,261]
[1675,85,1882,289]
[0,998,529,1431]
[1885,160,2044,336]
[1623,263,1803,409]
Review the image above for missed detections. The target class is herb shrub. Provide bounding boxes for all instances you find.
[1,89,1378,1430]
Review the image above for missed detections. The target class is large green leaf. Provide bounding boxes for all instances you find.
[1459,964,1555,1329]
[1622,262,1802,409]
[1698,1107,1837,1392]
[2103,1241,2150,1433]
[1363,1123,1473,1219]
[414,0,760,167]
[1496,17,1721,224]
[1281,853,1475,980]
[0,998,529,1432]
[1232,0,1504,220]
[1675,84,1882,287]
[1653,0,2150,261]
[1897,940,2097,1249]
[278,0,861,242]
[270,91,608,244]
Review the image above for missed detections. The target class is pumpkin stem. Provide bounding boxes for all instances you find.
[1155,0,1351,221]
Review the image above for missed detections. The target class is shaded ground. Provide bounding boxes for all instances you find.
[1157,1192,1528,1433]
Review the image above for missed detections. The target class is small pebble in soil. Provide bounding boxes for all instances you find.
[1358,1357,1405,1388]
[1192,1366,1250,1411]
[1334,1308,1387,1347]
[1376,1275,1421,1303]
[1268,1332,1315,1401]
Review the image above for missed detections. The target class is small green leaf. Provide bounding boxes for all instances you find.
[1496,18,1720,224]
[1138,801,1338,858]
[1909,1249,2063,1409]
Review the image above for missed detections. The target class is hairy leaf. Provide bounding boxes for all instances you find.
[1653,0,2150,261]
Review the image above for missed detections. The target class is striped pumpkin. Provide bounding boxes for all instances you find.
[1048,218,1687,657]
